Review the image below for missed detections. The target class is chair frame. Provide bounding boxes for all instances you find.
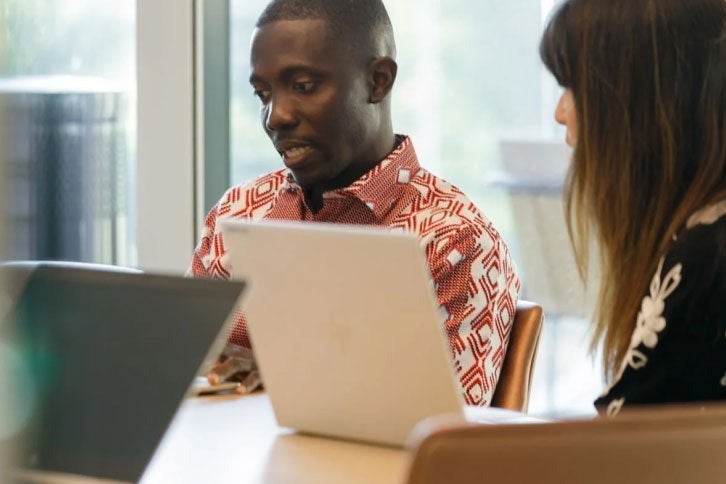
[490,300,544,412]
[405,403,726,484]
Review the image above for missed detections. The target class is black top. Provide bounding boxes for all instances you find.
[595,201,726,415]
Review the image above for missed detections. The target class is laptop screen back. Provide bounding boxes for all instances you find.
[221,220,463,447]
[1,266,245,482]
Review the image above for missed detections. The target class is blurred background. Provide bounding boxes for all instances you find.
[0,1,136,266]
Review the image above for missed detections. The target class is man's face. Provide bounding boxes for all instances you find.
[249,19,374,189]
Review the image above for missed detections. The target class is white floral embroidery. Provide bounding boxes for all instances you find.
[607,398,625,417]
[721,372,726,388]
[604,257,683,393]
[686,199,726,229]
[627,258,682,357]
[628,350,648,370]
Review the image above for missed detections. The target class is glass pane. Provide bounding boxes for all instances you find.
[0,0,136,266]
[228,0,602,415]
[230,0,276,180]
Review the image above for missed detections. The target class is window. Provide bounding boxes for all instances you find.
[0,0,136,266]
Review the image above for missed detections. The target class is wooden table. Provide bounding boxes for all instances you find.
[142,394,410,484]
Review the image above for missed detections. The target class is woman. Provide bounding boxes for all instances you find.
[540,0,725,415]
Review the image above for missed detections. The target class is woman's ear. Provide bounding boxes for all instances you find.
[368,56,398,103]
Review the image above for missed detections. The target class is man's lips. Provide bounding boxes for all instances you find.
[275,141,316,168]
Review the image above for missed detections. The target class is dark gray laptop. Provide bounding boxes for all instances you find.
[0,263,245,483]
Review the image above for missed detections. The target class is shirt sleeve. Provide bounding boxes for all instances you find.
[187,203,220,278]
[426,222,520,406]
[187,191,251,347]
[595,218,726,415]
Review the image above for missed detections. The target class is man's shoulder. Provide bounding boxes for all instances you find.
[226,168,288,195]
[211,168,288,221]
[218,169,287,205]
[407,167,491,228]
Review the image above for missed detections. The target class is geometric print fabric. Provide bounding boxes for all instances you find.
[189,136,520,406]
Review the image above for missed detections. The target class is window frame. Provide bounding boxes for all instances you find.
[136,0,230,273]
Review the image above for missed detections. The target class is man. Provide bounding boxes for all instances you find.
[189,0,520,406]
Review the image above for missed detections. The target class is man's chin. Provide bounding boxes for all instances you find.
[289,169,325,191]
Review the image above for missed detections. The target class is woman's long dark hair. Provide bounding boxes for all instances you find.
[540,0,726,381]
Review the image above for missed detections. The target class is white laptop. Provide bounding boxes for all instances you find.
[221,220,536,447]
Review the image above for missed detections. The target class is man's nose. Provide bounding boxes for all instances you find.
[264,95,297,131]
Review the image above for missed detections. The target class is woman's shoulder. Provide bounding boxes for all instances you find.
[669,199,726,268]
[685,199,726,230]
[594,200,726,414]
[660,200,726,310]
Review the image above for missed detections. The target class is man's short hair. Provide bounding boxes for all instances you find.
[256,0,396,59]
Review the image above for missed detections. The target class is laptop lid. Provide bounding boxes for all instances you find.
[0,265,246,482]
[221,220,463,447]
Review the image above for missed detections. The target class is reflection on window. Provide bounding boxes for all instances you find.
[229,0,601,415]
[0,0,136,266]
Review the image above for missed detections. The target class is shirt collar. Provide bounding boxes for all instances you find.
[282,135,421,220]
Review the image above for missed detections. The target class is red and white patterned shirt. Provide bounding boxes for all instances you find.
[189,136,520,406]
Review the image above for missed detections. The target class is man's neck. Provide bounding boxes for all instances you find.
[302,132,398,213]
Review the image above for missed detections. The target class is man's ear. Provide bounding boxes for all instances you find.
[367,56,397,104]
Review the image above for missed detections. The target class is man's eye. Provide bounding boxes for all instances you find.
[253,89,270,103]
[292,81,316,94]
